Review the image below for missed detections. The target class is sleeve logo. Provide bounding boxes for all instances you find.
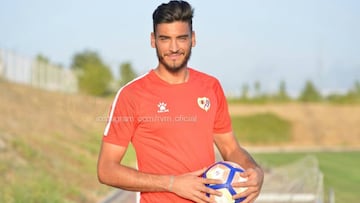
[197,97,211,112]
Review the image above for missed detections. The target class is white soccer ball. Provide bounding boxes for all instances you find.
[203,161,248,203]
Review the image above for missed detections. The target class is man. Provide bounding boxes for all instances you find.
[97,1,263,202]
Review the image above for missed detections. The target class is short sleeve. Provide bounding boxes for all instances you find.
[213,80,232,134]
[102,88,137,146]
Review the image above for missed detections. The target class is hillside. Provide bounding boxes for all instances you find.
[0,80,359,202]
[0,80,112,202]
[229,103,360,148]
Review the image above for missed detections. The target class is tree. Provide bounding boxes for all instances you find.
[36,54,50,64]
[298,80,322,102]
[240,84,249,101]
[254,81,261,98]
[71,50,113,96]
[344,80,360,103]
[275,80,290,101]
[119,62,137,87]
[353,80,360,95]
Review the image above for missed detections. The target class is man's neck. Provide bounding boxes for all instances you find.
[154,66,189,84]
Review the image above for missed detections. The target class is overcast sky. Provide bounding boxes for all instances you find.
[1,0,359,96]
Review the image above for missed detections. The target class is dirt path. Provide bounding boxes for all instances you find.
[229,103,360,147]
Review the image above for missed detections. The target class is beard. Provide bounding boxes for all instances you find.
[156,46,192,73]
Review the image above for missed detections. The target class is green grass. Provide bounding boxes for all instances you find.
[231,113,292,144]
[0,130,104,203]
[122,143,137,166]
[253,151,360,203]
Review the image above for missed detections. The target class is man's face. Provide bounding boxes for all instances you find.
[151,21,196,73]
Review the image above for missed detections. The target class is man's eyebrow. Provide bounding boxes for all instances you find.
[157,34,190,39]
[177,34,190,38]
[157,35,170,38]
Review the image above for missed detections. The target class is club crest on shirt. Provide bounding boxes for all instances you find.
[197,97,210,112]
[157,102,169,113]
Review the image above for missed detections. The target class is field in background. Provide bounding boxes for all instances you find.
[253,151,360,203]
[229,103,360,148]
[231,113,292,144]
[0,80,359,202]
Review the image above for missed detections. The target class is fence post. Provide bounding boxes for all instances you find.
[328,188,335,203]
[0,49,4,79]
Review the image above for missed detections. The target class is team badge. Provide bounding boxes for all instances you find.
[197,97,210,112]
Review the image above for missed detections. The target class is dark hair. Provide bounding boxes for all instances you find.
[152,0,194,33]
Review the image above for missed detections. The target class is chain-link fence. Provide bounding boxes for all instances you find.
[257,155,324,203]
[0,48,77,93]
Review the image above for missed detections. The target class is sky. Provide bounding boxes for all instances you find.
[1,0,359,97]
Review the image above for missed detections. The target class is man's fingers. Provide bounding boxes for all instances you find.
[201,177,223,184]
[233,186,252,198]
[201,185,222,196]
[232,180,249,187]
[233,192,257,203]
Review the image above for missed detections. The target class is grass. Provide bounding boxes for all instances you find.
[9,170,64,203]
[0,132,100,203]
[122,143,137,166]
[0,81,116,202]
[231,112,292,144]
[253,151,360,203]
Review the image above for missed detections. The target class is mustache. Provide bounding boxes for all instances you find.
[164,50,185,56]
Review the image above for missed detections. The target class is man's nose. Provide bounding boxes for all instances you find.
[169,39,179,52]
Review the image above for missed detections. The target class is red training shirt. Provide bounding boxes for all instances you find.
[103,68,232,203]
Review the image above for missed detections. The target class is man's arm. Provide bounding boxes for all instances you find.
[214,132,259,169]
[97,141,222,202]
[97,142,170,192]
[214,131,264,203]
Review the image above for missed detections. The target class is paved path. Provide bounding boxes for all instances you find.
[99,189,137,203]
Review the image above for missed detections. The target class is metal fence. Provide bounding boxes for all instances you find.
[0,48,77,93]
[256,155,324,203]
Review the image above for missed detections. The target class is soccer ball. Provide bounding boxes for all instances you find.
[202,161,248,203]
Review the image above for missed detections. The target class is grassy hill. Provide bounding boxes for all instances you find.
[229,103,360,148]
[0,80,112,202]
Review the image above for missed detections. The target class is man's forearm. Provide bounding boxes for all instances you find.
[98,163,171,192]
[229,146,260,170]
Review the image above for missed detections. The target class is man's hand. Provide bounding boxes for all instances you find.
[170,168,223,203]
[231,167,264,203]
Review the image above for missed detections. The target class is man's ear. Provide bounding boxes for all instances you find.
[191,31,196,47]
[151,32,156,48]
